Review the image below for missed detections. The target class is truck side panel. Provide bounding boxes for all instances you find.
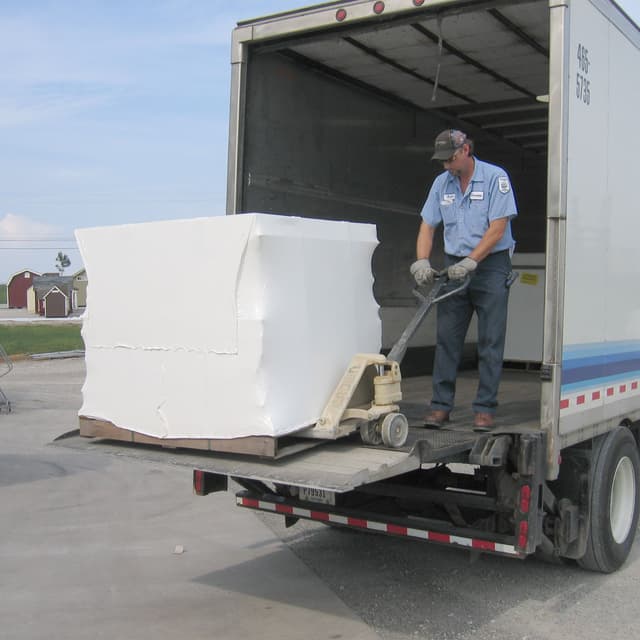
[559,0,640,444]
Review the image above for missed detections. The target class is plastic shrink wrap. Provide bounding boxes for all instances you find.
[75,213,380,439]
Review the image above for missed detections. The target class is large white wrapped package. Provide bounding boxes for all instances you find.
[75,214,380,439]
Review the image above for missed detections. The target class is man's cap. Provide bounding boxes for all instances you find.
[431,129,468,160]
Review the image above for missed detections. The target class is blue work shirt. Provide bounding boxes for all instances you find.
[420,157,518,257]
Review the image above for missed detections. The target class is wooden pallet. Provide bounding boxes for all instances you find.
[78,416,319,459]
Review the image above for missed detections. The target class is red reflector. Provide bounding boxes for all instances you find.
[471,539,495,551]
[373,1,385,14]
[428,532,449,543]
[336,8,347,21]
[519,485,531,513]
[348,517,368,528]
[276,504,293,514]
[518,521,529,548]
[193,470,204,494]
[387,524,407,536]
[311,511,330,521]
[413,0,425,5]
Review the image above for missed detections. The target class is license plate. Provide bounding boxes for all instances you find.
[299,487,336,506]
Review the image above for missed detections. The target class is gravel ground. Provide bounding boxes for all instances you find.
[256,512,640,640]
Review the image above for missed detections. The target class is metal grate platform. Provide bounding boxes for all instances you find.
[409,429,479,463]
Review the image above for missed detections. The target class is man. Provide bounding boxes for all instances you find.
[410,129,517,431]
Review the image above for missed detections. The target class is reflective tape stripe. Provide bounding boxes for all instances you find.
[472,539,496,551]
[237,497,521,557]
[276,504,293,514]
[408,528,429,540]
[561,377,640,412]
[450,535,473,548]
[428,531,450,544]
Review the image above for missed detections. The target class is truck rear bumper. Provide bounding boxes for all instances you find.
[236,491,525,559]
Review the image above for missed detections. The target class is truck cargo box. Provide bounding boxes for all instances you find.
[65,0,640,574]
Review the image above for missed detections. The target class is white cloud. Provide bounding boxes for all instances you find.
[0,213,62,239]
[0,213,81,283]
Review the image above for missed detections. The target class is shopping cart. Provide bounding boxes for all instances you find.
[0,344,12,413]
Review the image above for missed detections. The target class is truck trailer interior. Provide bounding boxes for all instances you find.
[237,0,550,431]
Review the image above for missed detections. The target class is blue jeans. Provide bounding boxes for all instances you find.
[431,250,512,415]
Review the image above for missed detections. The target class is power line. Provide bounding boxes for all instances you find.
[0,238,76,242]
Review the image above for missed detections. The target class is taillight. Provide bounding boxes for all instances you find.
[413,0,426,5]
[518,521,529,548]
[336,9,347,21]
[519,484,531,513]
[373,1,385,14]
[193,469,204,495]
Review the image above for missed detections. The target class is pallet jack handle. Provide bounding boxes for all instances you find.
[386,272,470,366]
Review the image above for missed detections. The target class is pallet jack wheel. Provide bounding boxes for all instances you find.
[380,413,409,448]
[360,421,382,446]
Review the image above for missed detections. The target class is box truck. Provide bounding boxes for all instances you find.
[72,0,640,572]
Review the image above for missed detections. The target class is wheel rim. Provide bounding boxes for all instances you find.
[610,456,636,544]
[381,413,408,448]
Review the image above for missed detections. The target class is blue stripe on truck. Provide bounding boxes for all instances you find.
[561,342,640,391]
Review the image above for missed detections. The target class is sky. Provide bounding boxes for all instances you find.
[1,0,639,283]
[0,0,309,282]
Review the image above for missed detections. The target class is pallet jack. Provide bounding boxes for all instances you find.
[300,273,469,448]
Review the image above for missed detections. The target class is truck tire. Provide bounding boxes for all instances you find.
[577,426,640,573]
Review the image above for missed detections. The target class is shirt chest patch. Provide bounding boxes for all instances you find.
[470,191,484,200]
[498,177,511,193]
[441,193,456,205]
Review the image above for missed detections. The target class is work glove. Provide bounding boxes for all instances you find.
[410,259,437,286]
[447,257,477,281]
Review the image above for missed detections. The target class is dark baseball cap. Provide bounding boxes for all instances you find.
[431,129,468,160]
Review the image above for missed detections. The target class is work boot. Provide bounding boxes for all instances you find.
[473,412,494,432]
[424,409,450,429]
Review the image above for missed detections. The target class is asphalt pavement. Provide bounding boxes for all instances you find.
[2,357,640,640]
[0,358,378,640]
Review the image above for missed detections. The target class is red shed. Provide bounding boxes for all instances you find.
[7,270,41,309]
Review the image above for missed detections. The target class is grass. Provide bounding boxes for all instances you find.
[0,325,84,356]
